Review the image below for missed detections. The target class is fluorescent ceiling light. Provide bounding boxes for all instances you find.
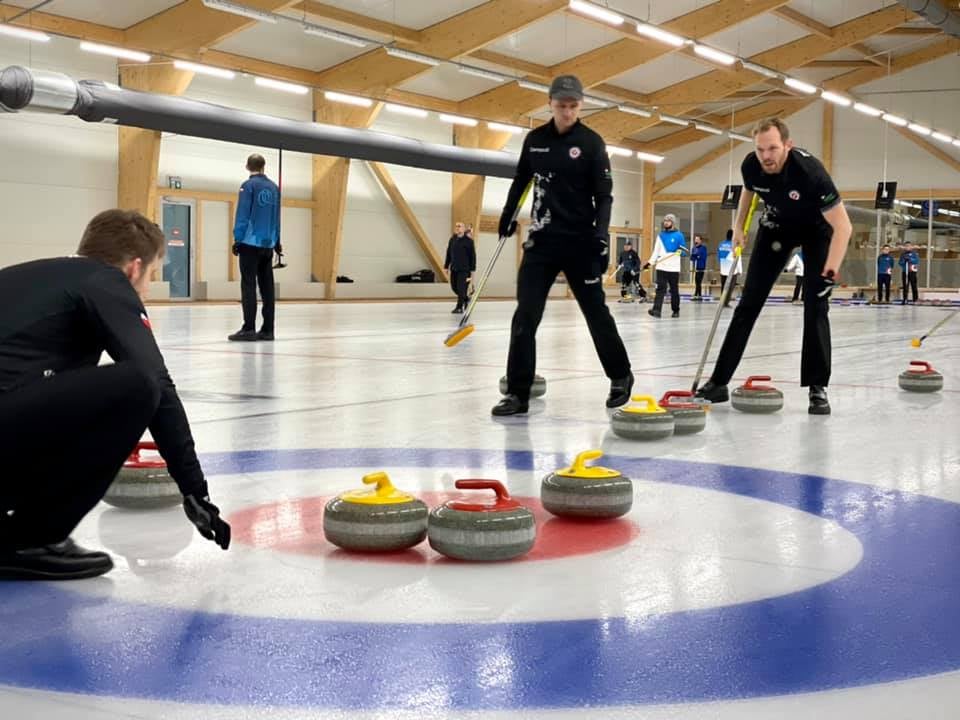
[0,25,50,42]
[618,105,652,117]
[820,90,851,107]
[439,113,478,126]
[636,23,685,47]
[488,121,524,134]
[931,131,954,143]
[79,42,150,62]
[583,95,610,107]
[385,47,439,66]
[637,151,665,163]
[740,61,779,79]
[853,102,882,117]
[173,60,235,79]
[324,90,372,107]
[954,138,960,147]
[694,123,723,135]
[385,103,428,118]
[255,76,310,94]
[784,77,818,94]
[658,114,689,126]
[729,132,752,142]
[518,80,550,93]
[907,123,931,136]
[693,44,737,66]
[201,0,277,23]
[568,0,624,26]
[607,145,634,157]
[303,25,368,47]
[458,66,507,82]
[882,113,908,126]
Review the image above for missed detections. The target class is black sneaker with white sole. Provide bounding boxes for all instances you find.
[808,385,831,415]
[491,394,529,416]
[694,381,729,404]
[606,372,634,408]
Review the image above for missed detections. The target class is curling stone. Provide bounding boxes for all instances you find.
[541,449,632,519]
[658,390,707,435]
[611,395,675,440]
[428,479,535,561]
[730,375,784,414]
[499,374,546,398]
[103,441,181,509]
[898,360,943,393]
[323,472,428,551]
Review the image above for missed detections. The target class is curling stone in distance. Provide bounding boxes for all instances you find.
[499,374,546,398]
[323,472,428,551]
[658,390,707,435]
[898,360,943,393]
[730,375,784,414]
[103,441,181,509]
[541,449,633,519]
[611,395,675,440]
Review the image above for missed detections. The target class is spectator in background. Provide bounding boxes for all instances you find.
[690,234,708,301]
[785,249,804,304]
[444,222,476,314]
[717,229,742,307]
[899,242,920,304]
[877,243,894,304]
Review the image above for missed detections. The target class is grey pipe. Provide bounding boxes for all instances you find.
[0,65,518,178]
[845,202,957,232]
[895,1,960,38]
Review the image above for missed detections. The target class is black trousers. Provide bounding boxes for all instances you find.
[506,236,630,399]
[0,363,161,550]
[902,270,918,302]
[711,226,831,388]
[792,276,804,302]
[694,270,704,297]
[238,245,276,333]
[720,273,737,296]
[878,274,891,302]
[652,270,680,313]
[620,269,644,297]
[450,269,470,308]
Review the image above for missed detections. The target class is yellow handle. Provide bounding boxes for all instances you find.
[630,394,659,411]
[556,449,620,479]
[362,471,396,498]
[571,449,603,473]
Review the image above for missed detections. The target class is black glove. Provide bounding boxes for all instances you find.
[275,241,283,256]
[498,216,517,238]
[813,270,836,299]
[273,242,286,269]
[642,262,651,271]
[183,494,231,550]
[232,243,240,257]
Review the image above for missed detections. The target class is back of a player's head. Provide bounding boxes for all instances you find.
[77,209,166,268]
[246,153,266,173]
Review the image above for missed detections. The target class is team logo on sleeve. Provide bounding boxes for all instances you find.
[569,146,582,159]
[789,190,801,200]
[140,312,152,330]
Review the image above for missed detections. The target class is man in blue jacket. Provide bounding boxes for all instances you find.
[898,242,920,304]
[877,244,894,303]
[690,234,708,301]
[230,154,281,341]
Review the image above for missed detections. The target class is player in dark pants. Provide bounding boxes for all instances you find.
[492,74,632,416]
[898,242,920,304]
[0,210,230,580]
[445,221,476,313]
[691,234,707,300]
[877,244,894,303]
[694,118,852,415]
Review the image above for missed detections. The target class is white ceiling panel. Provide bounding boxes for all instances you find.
[0,0,183,29]
[293,0,490,32]
[784,0,902,28]
[608,52,709,95]
[485,13,623,68]
[213,19,368,72]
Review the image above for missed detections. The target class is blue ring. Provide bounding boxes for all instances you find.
[2,447,960,710]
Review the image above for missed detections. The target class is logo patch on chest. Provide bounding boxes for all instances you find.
[140,312,152,330]
[789,190,801,200]
[569,146,581,159]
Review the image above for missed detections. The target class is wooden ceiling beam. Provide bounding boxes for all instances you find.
[773,7,833,37]
[294,1,423,44]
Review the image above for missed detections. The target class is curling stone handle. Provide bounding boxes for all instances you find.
[571,449,603,473]
[362,471,397,497]
[743,375,772,389]
[628,394,658,411]
[909,360,933,373]
[455,479,510,500]
[660,390,693,407]
[129,440,158,462]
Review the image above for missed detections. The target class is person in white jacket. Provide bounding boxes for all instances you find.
[717,229,743,308]
[785,250,804,303]
[646,213,687,318]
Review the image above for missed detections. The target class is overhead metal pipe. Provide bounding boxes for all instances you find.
[0,65,519,178]
[895,1,960,38]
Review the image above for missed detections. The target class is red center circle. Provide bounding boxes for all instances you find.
[228,491,639,563]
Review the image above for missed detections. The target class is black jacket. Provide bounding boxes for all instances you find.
[500,118,613,240]
[618,249,641,272]
[0,257,206,497]
[444,234,476,272]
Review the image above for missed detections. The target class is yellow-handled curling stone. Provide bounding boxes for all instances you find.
[611,395,675,440]
[323,472,428,551]
[499,374,546,398]
[541,449,633,519]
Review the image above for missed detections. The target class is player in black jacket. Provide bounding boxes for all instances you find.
[0,209,230,580]
[444,221,476,314]
[492,75,633,416]
[694,118,853,415]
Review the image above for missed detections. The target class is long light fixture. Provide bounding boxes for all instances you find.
[458,66,508,83]
[583,95,611,108]
[439,113,478,127]
[488,121,524,134]
[385,47,439,66]
[607,145,634,157]
[693,44,737,66]
[740,61,779,79]
[658,114,689,126]
[954,139,960,148]
[931,131,954,143]
[255,76,309,94]
[694,123,723,135]
[324,90,372,107]
[173,60,236,79]
[853,102,883,117]
[907,122,931,136]
[882,113,908,127]
[518,80,550,93]
[79,42,151,62]
[729,132,752,142]
[820,90,852,107]
[569,0,624,26]
[618,105,652,117]
[637,151,665,163]
[784,77,818,94]
[385,103,428,118]
[303,25,369,48]
[0,25,50,42]
[636,22,685,47]
[201,0,277,24]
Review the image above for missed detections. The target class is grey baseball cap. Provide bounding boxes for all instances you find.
[549,74,584,100]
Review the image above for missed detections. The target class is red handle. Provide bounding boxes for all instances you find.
[129,440,158,463]
[448,479,523,511]
[909,360,935,374]
[743,375,773,390]
[659,390,699,409]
